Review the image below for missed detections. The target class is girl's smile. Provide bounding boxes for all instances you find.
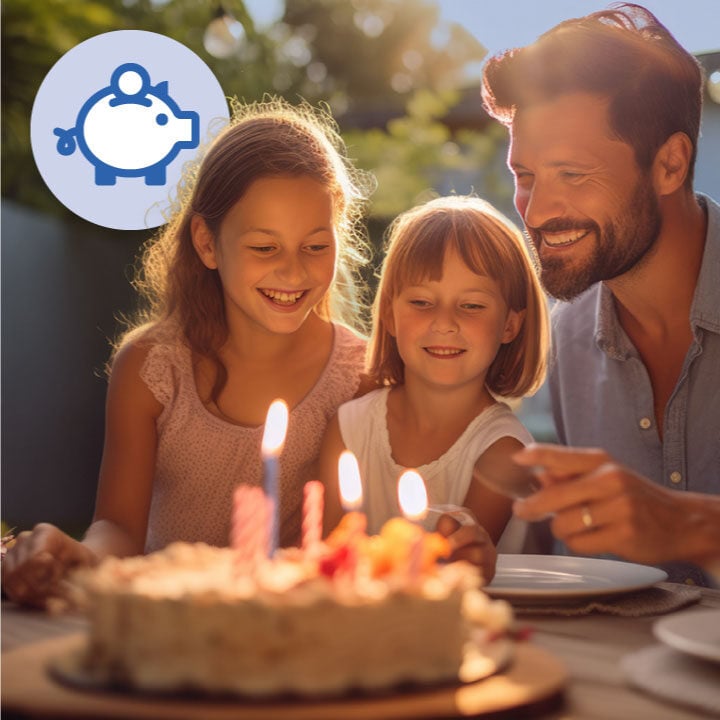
[423,345,466,358]
[193,175,337,335]
[259,288,309,308]
[389,246,521,391]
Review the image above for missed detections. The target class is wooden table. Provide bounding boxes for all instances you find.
[526,583,720,719]
[2,584,719,719]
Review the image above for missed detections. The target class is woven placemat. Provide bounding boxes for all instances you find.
[511,583,702,617]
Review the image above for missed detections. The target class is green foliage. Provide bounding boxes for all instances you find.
[345,89,510,223]
[280,0,485,115]
[0,0,279,216]
[1,0,122,213]
[345,90,453,218]
[1,0,512,230]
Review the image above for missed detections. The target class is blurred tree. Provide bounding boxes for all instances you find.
[346,89,462,218]
[0,0,279,217]
[344,88,513,229]
[280,0,486,121]
[1,0,511,232]
[1,0,121,214]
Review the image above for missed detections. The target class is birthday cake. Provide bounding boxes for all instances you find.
[71,516,513,697]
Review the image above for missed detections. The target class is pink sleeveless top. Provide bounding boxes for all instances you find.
[139,323,366,552]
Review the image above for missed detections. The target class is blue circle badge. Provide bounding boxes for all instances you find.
[31,31,229,230]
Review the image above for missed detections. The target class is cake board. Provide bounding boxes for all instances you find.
[2,633,567,719]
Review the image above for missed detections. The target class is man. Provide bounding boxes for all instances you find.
[481,3,720,584]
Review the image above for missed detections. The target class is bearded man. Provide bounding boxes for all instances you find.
[482,3,720,584]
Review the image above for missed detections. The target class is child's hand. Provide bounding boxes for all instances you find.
[434,513,498,584]
[1,523,97,609]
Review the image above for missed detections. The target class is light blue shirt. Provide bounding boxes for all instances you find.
[549,194,720,585]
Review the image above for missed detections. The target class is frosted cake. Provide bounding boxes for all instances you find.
[72,516,513,696]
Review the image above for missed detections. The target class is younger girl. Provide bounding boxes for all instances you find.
[319,195,549,579]
[4,98,373,608]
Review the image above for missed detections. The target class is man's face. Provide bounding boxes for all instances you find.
[508,92,661,300]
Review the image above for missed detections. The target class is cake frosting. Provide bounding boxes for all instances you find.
[72,516,513,697]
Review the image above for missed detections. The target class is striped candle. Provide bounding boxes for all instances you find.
[232,485,270,571]
[302,480,324,550]
[397,469,429,584]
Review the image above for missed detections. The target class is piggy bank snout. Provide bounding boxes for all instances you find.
[173,115,196,143]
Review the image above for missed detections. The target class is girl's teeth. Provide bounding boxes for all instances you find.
[426,348,462,356]
[262,290,303,305]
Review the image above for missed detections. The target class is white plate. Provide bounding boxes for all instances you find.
[486,554,667,603]
[653,609,720,664]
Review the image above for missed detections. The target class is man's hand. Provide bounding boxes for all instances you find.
[512,444,720,567]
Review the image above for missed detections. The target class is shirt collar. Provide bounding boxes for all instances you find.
[690,193,720,335]
[594,284,633,360]
[593,193,720,358]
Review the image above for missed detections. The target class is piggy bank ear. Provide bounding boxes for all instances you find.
[191,215,219,270]
[154,81,169,98]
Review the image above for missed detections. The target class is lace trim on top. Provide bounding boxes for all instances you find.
[138,323,366,552]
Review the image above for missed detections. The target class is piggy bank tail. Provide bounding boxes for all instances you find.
[53,127,77,156]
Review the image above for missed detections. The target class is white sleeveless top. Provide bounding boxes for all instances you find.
[338,387,533,548]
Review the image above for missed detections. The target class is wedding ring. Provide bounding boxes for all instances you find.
[580,505,593,529]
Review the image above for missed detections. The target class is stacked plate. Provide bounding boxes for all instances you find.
[653,608,720,664]
[622,607,720,716]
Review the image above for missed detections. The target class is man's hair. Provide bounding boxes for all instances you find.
[481,3,704,185]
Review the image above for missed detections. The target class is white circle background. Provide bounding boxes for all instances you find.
[31,30,229,230]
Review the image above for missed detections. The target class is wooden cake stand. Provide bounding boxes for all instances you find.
[2,633,567,719]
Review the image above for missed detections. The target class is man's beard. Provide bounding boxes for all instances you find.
[528,179,662,301]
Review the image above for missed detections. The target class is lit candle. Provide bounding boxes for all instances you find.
[302,480,324,551]
[328,450,367,578]
[397,469,428,583]
[339,450,363,511]
[338,450,367,536]
[261,399,289,556]
[231,485,270,571]
[397,470,428,523]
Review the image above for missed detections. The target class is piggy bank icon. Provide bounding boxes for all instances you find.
[53,63,200,186]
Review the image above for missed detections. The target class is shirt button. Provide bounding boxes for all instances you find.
[670,471,682,484]
[684,578,696,586]
[639,417,652,429]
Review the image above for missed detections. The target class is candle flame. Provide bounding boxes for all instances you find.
[338,450,363,511]
[397,470,428,521]
[261,399,289,456]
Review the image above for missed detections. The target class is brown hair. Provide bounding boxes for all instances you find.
[367,195,549,397]
[117,97,373,399]
[481,3,704,185]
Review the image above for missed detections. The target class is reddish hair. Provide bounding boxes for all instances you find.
[367,195,549,397]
